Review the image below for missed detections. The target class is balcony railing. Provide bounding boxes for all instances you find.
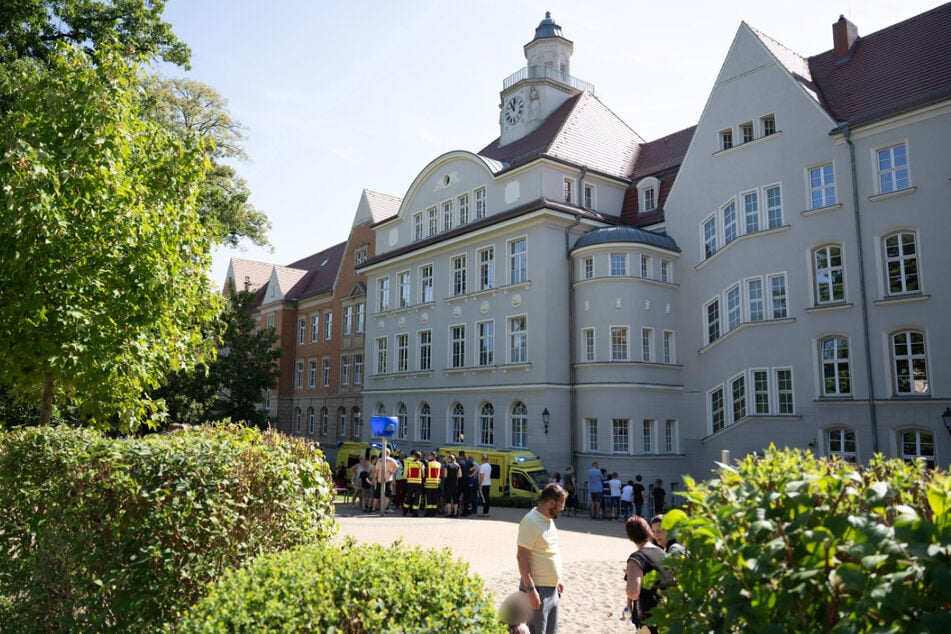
[502,66,595,95]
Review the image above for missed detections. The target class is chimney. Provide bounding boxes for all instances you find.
[833,15,859,61]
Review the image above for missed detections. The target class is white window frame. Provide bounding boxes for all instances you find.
[663,330,674,364]
[375,337,388,374]
[641,327,653,362]
[612,418,630,454]
[740,121,754,143]
[321,357,330,387]
[341,355,351,385]
[475,187,487,218]
[398,271,411,308]
[419,264,434,304]
[883,232,920,296]
[702,214,718,259]
[511,402,527,448]
[583,256,594,280]
[876,142,910,194]
[808,163,837,209]
[396,333,409,373]
[766,184,783,229]
[478,320,494,366]
[820,336,851,397]
[891,330,928,395]
[418,329,432,371]
[413,212,424,241]
[742,190,759,233]
[298,318,305,345]
[585,418,598,452]
[378,277,390,312]
[814,244,845,305]
[450,324,466,369]
[458,193,470,224]
[478,246,495,291]
[323,310,332,340]
[563,177,575,204]
[720,128,733,150]
[584,183,595,209]
[509,237,527,285]
[295,361,304,389]
[310,314,319,343]
[427,206,438,236]
[509,315,527,364]
[442,199,454,232]
[343,305,353,335]
[610,326,629,361]
[610,253,627,277]
[582,327,595,362]
[760,114,776,136]
[451,254,467,297]
[827,428,857,463]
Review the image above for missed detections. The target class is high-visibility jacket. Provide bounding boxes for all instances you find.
[424,460,441,488]
[405,458,423,485]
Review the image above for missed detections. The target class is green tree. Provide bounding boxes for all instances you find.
[141,76,272,249]
[156,288,279,427]
[0,0,190,67]
[0,44,219,430]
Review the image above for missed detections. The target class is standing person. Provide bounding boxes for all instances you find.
[651,479,666,515]
[600,469,611,519]
[349,456,369,509]
[624,515,671,634]
[468,455,481,516]
[632,474,646,517]
[360,458,374,511]
[442,454,462,517]
[370,449,400,513]
[620,479,634,520]
[608,473,622,520]
[563,466,578,517]
[393,450,407,510]
[650,514,686,557]
[403,451,424,517]
[586,461,602,520]
[516,484,568,634]
[479,454,493,517]
[549,472,563,489]
[423,451,442,517]
[457,451,472,516]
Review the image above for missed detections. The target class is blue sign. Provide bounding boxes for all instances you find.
[370,416,398,438]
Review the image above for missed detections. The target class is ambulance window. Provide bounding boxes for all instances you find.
[491,464,501,480]
[512,473,532,492]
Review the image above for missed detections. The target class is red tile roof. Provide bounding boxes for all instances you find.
[620,126,696,226]
[807,3,951,126]
[479,92,643,179]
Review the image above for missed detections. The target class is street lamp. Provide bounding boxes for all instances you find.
[542,408,550,435]
[942,407,951,435]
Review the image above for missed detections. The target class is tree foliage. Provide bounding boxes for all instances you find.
[0,44,219,430]
[658,447,951,633]
[156,289,279,427]
[0,0,190,68]
[141,76,272,249]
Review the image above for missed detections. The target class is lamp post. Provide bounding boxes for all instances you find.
[942,407,951,435]
[542,408,550,435]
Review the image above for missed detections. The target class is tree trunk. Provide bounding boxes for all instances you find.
[39,372,55,426]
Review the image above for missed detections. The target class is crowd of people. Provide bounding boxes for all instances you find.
[336,449,494,518]
[582,461,667,522]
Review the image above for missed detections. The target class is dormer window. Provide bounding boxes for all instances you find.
[740,122,754,144]
[644,187,656,211]
[355,246,368,265]
[636,176,661,213]
[761,114,776,136]
[720,129,733,150]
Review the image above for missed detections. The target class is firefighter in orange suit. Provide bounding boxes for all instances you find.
[423,451,442,517]
[403,451,424,517]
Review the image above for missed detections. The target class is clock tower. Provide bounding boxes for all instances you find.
[498,12,593,146]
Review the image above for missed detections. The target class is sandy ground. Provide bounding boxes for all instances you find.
[335,501,640,633]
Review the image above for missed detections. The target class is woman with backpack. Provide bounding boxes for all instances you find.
[624,515,671,633]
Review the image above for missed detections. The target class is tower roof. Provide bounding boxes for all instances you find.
[528,11,572,46]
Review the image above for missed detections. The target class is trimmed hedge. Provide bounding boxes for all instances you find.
[0,424,336,633]
[173,538,507,633]
[658,446,951,633]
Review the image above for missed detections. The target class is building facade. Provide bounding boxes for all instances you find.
[228,7,951,487]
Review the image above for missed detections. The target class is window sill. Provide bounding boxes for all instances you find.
[874,292,929,306]
[869,186,917,202]
[806,302,852,313]
[501,362,532,372]
[801,203,843,217]
[700,317,795,354]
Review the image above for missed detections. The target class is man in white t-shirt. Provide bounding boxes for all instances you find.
[478,454,493,517]
[517,484,568,633]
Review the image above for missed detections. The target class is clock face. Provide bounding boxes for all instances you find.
[504,95,525,125]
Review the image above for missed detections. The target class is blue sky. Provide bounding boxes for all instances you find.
[157,0,945,286]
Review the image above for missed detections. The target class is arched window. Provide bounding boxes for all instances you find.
[451,403,465,443]
[511,402,527,448]
[479,403,495,446]
[899,429,934,469]
[418,403,431,442]
[891,330,928,394]
[819,336,851,396]
[826,428,856,463]
[397,402,408,439]
[813,244,845,304]
[351,407,361,439]
[307,407,315,435]
[337,406,346,437]
[884,232,919,295]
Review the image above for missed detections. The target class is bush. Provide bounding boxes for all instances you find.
[658,446,951,633]
[0,424,337,633]
[173,538,507,633]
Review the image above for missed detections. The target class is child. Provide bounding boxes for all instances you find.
[498,592,531,634]
[621,479,634,519]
